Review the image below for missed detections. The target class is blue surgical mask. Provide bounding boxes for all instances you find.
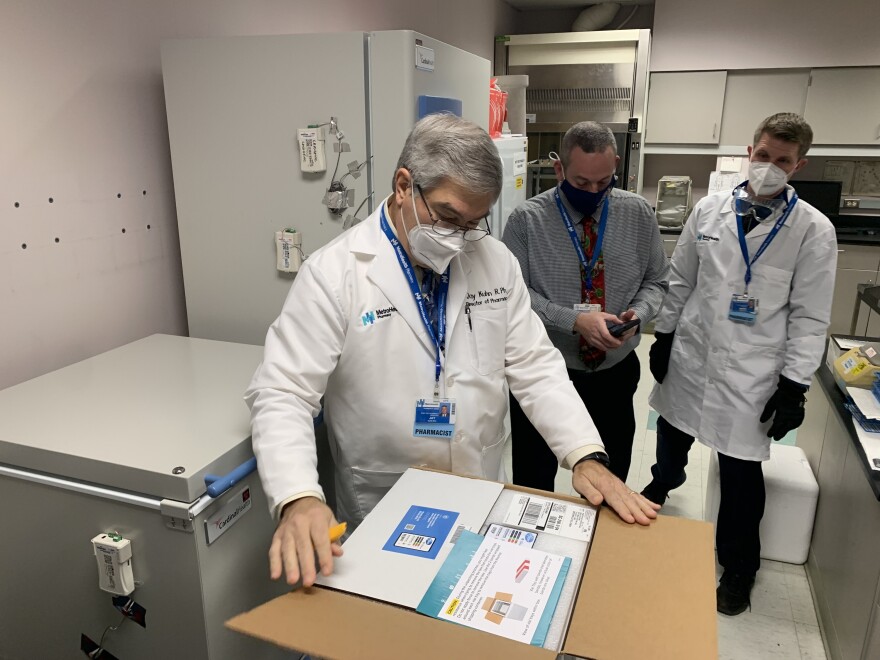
[560,174,615,217]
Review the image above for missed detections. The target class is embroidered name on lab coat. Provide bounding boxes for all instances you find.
[466,287,509,307]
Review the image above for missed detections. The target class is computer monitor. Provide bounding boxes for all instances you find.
[790,180,842,219]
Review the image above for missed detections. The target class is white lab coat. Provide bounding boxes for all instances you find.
[650,187,837,461]
[246,201,600,527]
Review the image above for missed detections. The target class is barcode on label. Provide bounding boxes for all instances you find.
[522,502,543,526]
[547,515,561,531]
[450,525,467,544]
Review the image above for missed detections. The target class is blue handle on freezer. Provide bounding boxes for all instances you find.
[204,457,257,498]
[204,412,325,498]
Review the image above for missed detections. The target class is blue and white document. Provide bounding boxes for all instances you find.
[417,530,570,647]
[382,505,459,559]
[316,469,504,608]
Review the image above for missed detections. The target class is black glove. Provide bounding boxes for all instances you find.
[760,375,808,440]
[649,331,675,383]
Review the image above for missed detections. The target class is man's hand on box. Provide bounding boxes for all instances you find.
[269,496,343,587]
[572,459,660,526]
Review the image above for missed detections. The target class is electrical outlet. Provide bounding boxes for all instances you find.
[844,198,860,208]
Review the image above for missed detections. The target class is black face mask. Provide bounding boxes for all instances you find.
[560,176,615,217]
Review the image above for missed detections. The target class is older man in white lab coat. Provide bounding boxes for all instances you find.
[246,114,658,589]
[642,113,837,616]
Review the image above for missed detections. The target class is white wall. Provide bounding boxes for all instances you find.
[652,0,880,71]
[0,0,516,390]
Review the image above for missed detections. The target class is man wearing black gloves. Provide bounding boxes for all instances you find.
[641,113,837,616]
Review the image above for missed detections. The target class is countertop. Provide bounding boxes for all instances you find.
[816,364,880,501]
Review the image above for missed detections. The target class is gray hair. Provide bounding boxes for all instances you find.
[560,121,617,166]
[394,113,503,199]
[754,113,813,159]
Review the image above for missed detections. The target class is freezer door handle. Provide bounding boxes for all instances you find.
[204,457,257,498]
[0,463,161,510]
[203,412,324,498]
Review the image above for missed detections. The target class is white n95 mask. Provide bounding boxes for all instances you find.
[748,161,790,196]
[407,190,465,273]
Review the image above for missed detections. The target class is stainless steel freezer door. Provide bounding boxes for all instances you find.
[0,470,290,660]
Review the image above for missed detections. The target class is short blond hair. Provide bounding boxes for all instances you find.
[753,113,813,159]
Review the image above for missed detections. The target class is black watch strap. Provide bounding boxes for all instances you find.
[575,451,610,469]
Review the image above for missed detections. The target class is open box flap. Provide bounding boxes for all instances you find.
[562,509,717,660]
[226,586,556,660]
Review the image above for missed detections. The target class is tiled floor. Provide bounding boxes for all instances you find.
[503,340,828,660]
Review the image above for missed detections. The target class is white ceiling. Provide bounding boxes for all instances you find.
[505,0,654,9]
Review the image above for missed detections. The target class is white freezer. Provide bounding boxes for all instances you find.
[0,335,289,660]
[489,135,529,238]
[161,30,491,346]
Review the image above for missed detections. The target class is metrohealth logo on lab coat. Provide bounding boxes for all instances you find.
[362,306,397,326]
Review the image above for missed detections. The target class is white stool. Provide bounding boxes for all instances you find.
[704,444,819,564]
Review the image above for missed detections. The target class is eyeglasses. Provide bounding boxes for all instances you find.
[415,184,490,242]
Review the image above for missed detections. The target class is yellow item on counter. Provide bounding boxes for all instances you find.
[833,345,880,390]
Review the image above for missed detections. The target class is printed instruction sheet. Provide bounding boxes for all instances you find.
[417,530,570,647]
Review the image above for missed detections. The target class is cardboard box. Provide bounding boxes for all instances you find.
[825,335,880,393]
[226,470,717,659]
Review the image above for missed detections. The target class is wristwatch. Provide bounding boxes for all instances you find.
[574,451,611,469]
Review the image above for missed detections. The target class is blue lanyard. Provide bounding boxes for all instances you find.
[379,205,449,395]
[732,185,798,292]
[555,189,610,291]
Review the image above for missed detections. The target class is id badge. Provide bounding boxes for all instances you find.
[413,398,456,439]
[728,293,759,325]
[574,303,602,313]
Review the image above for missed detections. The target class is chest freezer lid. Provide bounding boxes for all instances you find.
[0,334,264,502]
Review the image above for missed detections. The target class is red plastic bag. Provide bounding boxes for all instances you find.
[489,78,508,138]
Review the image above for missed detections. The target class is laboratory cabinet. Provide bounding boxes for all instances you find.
[832,244,880,336]
[646,66,880,150]
[645,71,727,144]
[646,69,811,147]
[804,67,880,145]
[795,373,830,475]
[661,233,678,258]
[804,368,880,660]
[717,70,810,146]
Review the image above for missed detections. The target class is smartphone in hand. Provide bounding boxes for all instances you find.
[606,318,641,338]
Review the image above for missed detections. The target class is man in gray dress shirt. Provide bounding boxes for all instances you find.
[502,121,669,489]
